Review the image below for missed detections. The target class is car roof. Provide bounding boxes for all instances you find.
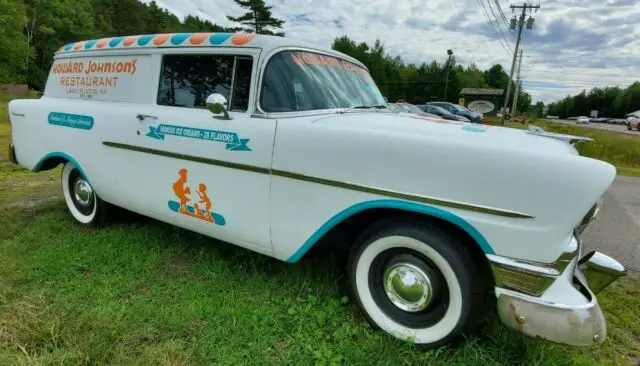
[54,32,365,68]
[425,104,451,112]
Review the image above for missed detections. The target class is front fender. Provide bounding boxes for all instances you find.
[271,114,615,263]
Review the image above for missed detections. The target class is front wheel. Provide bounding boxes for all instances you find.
[347,219,489,348]
[61,162,108,226]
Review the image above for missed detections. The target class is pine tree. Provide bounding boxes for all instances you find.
[226,0,285,36]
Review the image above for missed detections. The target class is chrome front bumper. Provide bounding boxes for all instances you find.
[493,251,626,346]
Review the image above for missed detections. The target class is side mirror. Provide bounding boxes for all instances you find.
[206,93,231,120]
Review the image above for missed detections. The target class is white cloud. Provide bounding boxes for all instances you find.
[145,0,640,104]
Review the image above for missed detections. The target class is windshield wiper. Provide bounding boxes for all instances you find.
[338,104,388,114]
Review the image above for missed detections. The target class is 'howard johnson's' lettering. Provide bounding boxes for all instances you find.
[52,59,138,75]
[53,58,138,89]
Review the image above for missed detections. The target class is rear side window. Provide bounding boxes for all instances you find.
[157,55,253,111]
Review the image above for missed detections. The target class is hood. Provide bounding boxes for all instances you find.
[311,112,579,156]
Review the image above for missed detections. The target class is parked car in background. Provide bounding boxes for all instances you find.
[545,115,560,119]
[627,115,640,130]
[427,102,483,123]
[391,103,442,119]
[577,116,590,124]
[418,104,470,122]
[7,32,626,349]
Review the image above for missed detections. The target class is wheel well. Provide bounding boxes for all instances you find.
[306,208,494,283]
[35,156,68,171]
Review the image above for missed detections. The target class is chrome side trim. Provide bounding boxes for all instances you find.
[103,141,535,219]
[103,141,271,175]
[271,169,534,218]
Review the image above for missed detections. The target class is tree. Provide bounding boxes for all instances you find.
[23,0,96,90]
[227,0,284,36]
[484,64,509,90]
[531,101,545,117]
[0,0,30,83]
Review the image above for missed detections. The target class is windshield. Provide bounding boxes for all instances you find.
[387,104,404,113]
[260,51,385,113]
[453,104,470,113]
[396,104,423,114]
[428,105,450,115]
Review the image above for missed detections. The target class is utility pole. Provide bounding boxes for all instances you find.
[511,49,523,116]
[443,49,454,102]
[501,3,539,125]
[511,77,522,117]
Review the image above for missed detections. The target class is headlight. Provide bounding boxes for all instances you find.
[576,197,603,235]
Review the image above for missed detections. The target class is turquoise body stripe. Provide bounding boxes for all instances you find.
[33,152,89,183]
[286,199,494,263]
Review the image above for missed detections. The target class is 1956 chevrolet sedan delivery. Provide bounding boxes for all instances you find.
[8,32,626,348]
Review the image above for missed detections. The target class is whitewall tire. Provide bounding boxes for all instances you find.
[348,218,489,348]
[61,162,107,226]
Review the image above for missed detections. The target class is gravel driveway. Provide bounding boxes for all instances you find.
[582,175,640,273]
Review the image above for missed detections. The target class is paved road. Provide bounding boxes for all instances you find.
[546,119,640,136]
[582,176,640,273]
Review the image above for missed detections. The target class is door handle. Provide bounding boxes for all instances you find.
[136,114,158,121]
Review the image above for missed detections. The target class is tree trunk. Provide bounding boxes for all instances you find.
[254,10,258,33]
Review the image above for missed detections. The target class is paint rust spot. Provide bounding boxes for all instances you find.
[508,303,524,332]
[567,313,583,333]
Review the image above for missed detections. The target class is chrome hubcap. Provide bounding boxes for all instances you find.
[383,262,433,312]
[73,178,93,207]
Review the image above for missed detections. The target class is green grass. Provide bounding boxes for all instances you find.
[1,97,639,364]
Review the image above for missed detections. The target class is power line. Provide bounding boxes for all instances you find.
[477,0,513,56]
[480,0,513,52]
[494,0,513,30]
[521,69,638,77]
[489,0,515,38]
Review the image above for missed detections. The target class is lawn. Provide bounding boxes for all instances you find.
[1,98,639,364]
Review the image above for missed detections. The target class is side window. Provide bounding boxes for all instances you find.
[158,54,234,108]
[229,57,253,111]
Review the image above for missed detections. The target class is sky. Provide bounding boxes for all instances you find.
[143,0,640,104]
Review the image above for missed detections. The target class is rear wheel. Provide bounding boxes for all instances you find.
[347,218,489,348]
[61,162,108,226]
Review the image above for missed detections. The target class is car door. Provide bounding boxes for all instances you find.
[103,49,275,254]
[426,105,443,117]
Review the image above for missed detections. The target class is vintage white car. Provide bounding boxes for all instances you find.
[8,33,626,348]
